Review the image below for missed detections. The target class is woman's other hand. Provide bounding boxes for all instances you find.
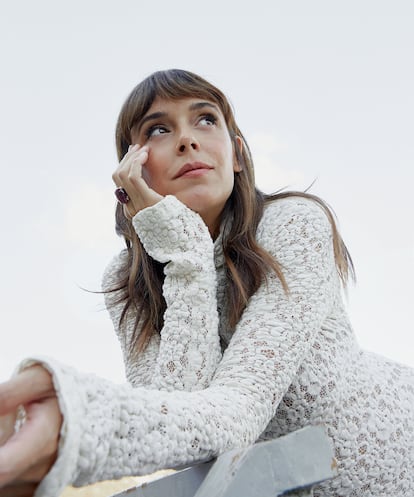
[0,366,62,496]
[113,144,163,218]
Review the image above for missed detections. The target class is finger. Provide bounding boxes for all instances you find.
[130,145,149,172]
[0,366,54,416]
[0,482,38,497]
[112,144,142,186]
[0,414,16,446]
[0,398,60,486]
[118,146,149,185]
[126,148,150,195]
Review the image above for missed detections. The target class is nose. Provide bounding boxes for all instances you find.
[176,133,200,154]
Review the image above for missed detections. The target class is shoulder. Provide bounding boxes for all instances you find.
[101,249,129,292]
[259,195,333,233]
[257,195,333,252]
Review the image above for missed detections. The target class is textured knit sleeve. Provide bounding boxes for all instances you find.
[28,196,338,497]
[211,197,338,412]
[102,195,222,391]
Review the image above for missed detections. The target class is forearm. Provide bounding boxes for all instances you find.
[103,196,222,391]
[132,195,222,391]
[27,357,269,496]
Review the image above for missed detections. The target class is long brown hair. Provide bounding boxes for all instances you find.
[110,69,354,356]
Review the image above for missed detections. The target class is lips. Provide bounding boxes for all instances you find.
[173,162,213,179]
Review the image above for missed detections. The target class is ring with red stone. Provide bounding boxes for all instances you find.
[114,187,130,204]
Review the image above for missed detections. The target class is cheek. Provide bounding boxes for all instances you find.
[226,172,235,193]
[141,153,164,188]
[142,167,164,191]
[141,168,150,187]
[141,162,170,196]
[222,140,236,167]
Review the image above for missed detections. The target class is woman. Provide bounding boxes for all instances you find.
[0,69,413,497]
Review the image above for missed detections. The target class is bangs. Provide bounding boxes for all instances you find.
[141,70,226,106]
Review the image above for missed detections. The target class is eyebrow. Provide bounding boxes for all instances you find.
[136,101,219,132]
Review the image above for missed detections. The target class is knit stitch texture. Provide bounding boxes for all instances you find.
[28,195,413,497]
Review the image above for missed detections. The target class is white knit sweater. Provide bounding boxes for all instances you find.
[27,195,413,497]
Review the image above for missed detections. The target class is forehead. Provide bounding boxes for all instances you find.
[144,97,222,116]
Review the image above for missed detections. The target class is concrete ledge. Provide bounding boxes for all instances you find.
[114,425,337,497]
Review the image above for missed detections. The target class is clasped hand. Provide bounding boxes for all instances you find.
[0,366,62,497]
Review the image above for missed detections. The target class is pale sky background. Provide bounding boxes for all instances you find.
[0,0,413,382]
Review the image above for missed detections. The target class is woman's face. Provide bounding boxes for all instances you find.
[131,97,241,236]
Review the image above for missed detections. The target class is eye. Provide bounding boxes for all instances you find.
[198,113,217,126]
[145,125,169,138]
